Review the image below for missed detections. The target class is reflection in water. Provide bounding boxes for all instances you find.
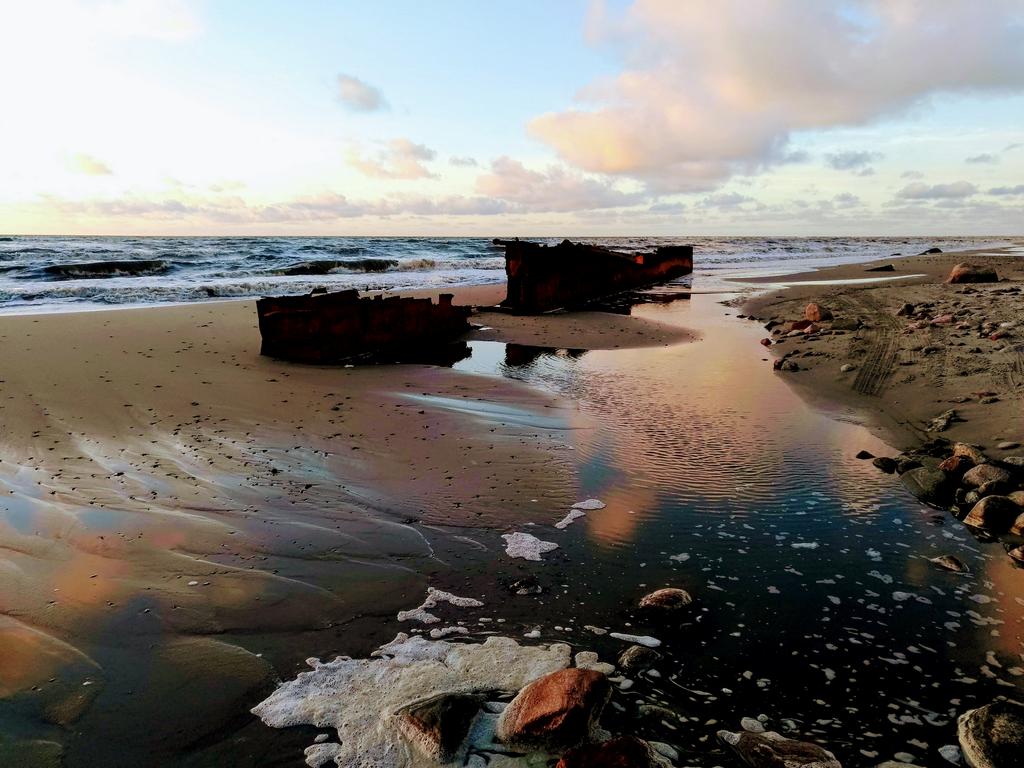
[454,293,1023,766]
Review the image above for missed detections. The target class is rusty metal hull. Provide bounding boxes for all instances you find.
[494,239,693,313]
[256,290,471,364]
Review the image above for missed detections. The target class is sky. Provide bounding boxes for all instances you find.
[0,0,1022,236]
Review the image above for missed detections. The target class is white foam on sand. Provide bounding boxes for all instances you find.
[572,499,606,510]
[502,532,558,561]
[252,634,571,768]
[554,510,586,529]
[397,587,484,624]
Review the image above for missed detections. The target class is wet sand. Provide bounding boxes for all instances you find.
[1,263,1022,767]
[739,243,1024,450]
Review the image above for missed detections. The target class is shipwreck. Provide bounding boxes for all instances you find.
[256,289,471,364]
[494,238,693,313]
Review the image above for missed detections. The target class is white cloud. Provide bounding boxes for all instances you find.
[529,0,1024,192]
[965,153,998,164]
[348,139,437,180]
[449,156,478,167]
[336,74,386,112]
[475,157,643,212]
[988,184,1024,196]
[896,181,978,199]
[66,152,113,175]
[825,150,883,171]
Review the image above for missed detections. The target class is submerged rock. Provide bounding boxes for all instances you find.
[495,668,611,752]
[618,645,662,672]
[872,457,898,474]
[957,699,1024,768]
[963,496,1021,532]
[900,467,951,504]
[556,735,670,768]
[639,588,693,613]
[717,728,841,768]
[929,554,969,573]
[398,693,482,762]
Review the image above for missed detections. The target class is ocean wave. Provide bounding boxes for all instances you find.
[41,259,172,279]
[277,258,398,275]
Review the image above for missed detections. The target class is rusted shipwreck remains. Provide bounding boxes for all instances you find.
[256,289,470,364]
[494,238,693,313]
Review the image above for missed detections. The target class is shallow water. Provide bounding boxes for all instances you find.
[1,288,1022,767]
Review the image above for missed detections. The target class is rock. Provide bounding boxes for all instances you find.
[953,443,988,464]
[556,735,670,768]
[938,744,963,764]
[397,693,481,762]
[962,464,1012,488]
[495,668,611,752]
[929,554,969,573]
[927,409,961,432]
[897,303,916,316]
[741,717,766,733]
[875,763,924,768]
[899,467,951,505]
[639,588,693,613]
[866,263,895,272]
[1008,545,1024,563]
[896,457,922,474]
[963,496,1021,532]
[872,457,898,474]
[831,318,859,331]
[1011,514,1024,536]
[946,263,998,284]
[921,247,943,254]
[957,699,1024,768]
[803,303,833,322]
[856,450,875,460]
[617,645,661,672]
[976,480,1013,499]
[938,455,973,474]
[1008,490,1024,507]
[717,729,841,768]
[839,363,856,373]
[997,441,1020,450]
[573,652,615,676]
[1004,456,1024,468]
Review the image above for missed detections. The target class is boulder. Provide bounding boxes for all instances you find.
[831,318,859,331]
[495,668,611,752]
[957,699,1024,768]
[1010,514,1024,536]
[963,496,1021,532]
[938,455,973,474]
[556,736,670,768]
[639,588,693,613]
[921,247,943,254]
[872,457,898,474]
[1008,490,1024,507]
[397,694,481,762]
[1008,545,1024,563]
[717,729,841,768]
[804,303,833,322]
[946,263,998,284]
[962,464,1012,488]
[896,303,916,316]
[900,467,951,505]
[618,645,661,672]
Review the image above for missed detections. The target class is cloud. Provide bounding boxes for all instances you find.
[901,170,924,179]
[337,74,386,112]
[449,156,478,167]
[528,1,1024,192]
[833,192,862,208]
[67,153,113,175]
[348,139,437,180]
[475,156,643,212]
[988,184,1024,196]
[896,181,978,200]
[698,192,755,209]
[965,153,998,164]
[825,150,882,171]
[1005,142,1023,152]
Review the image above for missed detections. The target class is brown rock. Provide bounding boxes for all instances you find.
[953,443,987,464]
[963,496,1021,532]
[618,645,662,672]
[962,464,1012,488]
[398,693,481,762]
[556,736,670,768]
[929,554,969,573]
[957,699,1024,768]
[946,263,998,284]
[1007,490,1024,507]
[639,587,693,613]
[717,729,841,768]
[938,455,972,474]
[1009,545,1024,563]
[495,668,611,751]
[804,303,833,322]
[1011,514,1024,536]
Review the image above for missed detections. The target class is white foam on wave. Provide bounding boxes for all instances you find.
[397,587,483,624]
[502,532,558,561]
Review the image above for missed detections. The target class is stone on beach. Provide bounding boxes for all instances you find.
[803,303,832,322]
[957,699,1024,768]
[962,464,1012,488]
[963,496,1021,532]
[503,532,559,561]
[618,645,662,672]
[899,466,951,504]
[398,693,482,762]
[495,668,611,752]
[953,443,988,464]
[929,554,969,573]
[639,587,693,613]
[717,728,841,768]
[872,456,898,473]
[946,263,999,284]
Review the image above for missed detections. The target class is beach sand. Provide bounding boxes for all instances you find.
[0,283,695,765]
[740,243,1024,451]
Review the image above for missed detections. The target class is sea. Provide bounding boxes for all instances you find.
[0,234,1012,312]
